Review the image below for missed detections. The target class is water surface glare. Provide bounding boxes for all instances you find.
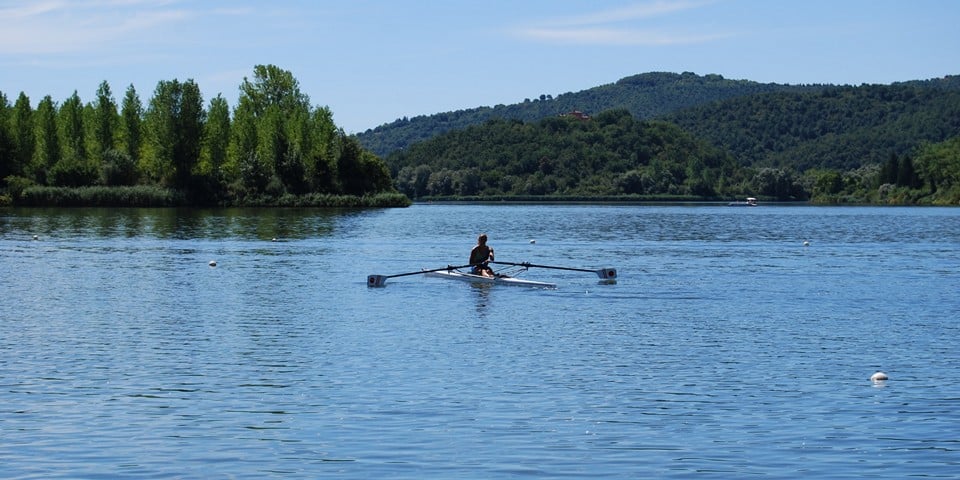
[2,204,959,478]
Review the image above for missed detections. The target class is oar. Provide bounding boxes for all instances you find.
[367,264,473,287]
[491,261,617,280]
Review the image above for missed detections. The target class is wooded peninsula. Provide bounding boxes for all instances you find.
[2,68,959,207]
[0,65,406,208]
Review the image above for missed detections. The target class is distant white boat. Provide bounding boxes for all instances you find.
[728,197,758,206]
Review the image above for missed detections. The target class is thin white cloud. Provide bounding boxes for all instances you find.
[0,0,233,55]
[543,0,711,27]
[513,0,730,46]
[521,27,730,46]
[0,1,63,19]
[211,6,256,16]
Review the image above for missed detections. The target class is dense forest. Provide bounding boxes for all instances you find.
[386,106,960,205]
[664,78,960,171]
[376,73,960,205]
[357,72,826,158]
[388,110,751,200]
[0,65,407,207]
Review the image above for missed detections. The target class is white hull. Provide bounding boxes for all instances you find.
[424,270,556,288]
[728,197,758,206]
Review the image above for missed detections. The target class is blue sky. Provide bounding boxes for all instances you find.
[1,0,957,133]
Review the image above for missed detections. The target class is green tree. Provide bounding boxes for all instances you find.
[914,136,960,198]
[337,136,364,195]
[427,168,455,196]
[11,92,34,179]
[813,170,844,196]
[305,106,339,193]
[896,155,921,189]
[227,100,262,192]
[91,81,118,160]
[239,64,310,117]
[176,80,205,190]
[144,79,204,189]
[51,91,96,186]
[120,84,143,165]
[143,81,177,183]
[201,94,230,178]
[58,92,86,161]
[236,64,312,193]
[752,167,804,200]
[880,152,898,185]
[256,104,286,192]
[0,92,14,182]
[616,169,645,194]
[396,164,432,198]
[31,96,59,185]
[100,148,138,186]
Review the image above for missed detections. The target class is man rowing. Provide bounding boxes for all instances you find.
[469,233,495,277]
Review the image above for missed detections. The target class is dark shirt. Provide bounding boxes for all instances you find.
[470,245,491,265]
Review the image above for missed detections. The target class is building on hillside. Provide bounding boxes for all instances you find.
[562,110,591,121]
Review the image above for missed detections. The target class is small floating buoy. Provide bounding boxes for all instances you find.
[803,241,810,247]
[529,239,536,244]
[271,237,278,242]
[33,235,39,240]
[208,260,217,267]
[870,371,888,382]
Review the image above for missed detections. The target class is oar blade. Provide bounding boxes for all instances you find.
[596,268,617,280]
[367,264,473,287]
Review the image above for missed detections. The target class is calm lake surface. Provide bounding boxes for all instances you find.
[2,204,959,478]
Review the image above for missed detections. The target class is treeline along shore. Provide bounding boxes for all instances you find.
[3,69,959,207]
[366,72,960,205]
[0,65,408,208]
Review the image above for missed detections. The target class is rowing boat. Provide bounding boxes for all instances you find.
[367,261,615,288]
[424,269,557,288]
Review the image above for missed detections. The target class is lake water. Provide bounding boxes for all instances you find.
[2,204,959,478]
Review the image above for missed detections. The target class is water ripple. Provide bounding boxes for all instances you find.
[2,205,959,478]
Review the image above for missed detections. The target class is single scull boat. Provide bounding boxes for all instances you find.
[367,261,616,288]
[424,269,557,288]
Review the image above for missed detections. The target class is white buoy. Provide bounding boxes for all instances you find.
[529,239,536,244]
[803,241,810,247]
[208,260,217,267]
[870,371,888,382]
[33,235,39,240]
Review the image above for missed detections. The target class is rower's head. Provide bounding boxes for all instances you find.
[477,233,488,245]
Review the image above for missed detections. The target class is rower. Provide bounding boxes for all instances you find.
[469,233,495,277]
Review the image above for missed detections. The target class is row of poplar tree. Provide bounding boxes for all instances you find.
[0,65,393,203]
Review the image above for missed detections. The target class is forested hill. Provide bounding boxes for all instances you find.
[662,76,960,171]
[381,71,960,204]
[356,72,824,157]
[386,111,749,200]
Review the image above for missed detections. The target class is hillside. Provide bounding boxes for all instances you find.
[386,110,755,200]
[662,76,960,171]
[383,74,960,204]
[356,72,825,157]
